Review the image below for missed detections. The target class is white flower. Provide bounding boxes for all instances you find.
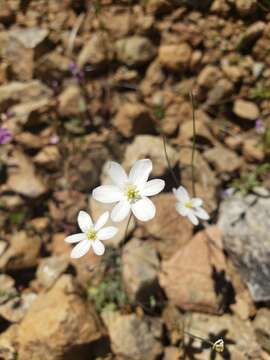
[173,186,209,226]
[64,210,118,258]
[92,159,165,222]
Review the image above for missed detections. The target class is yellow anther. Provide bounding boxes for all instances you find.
[126,184,139,202]
[212,339,224,353]
[86,229,96,241]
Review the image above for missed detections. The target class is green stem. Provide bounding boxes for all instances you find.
[189,92,197,197]
[184,331,214,347]
[162,133,178,187]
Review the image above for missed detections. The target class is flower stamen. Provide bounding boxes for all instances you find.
[126,184,140,202]
[185,201,193,209]
[86,229,97,241]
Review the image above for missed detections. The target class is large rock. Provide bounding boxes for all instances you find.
[123,135,178,178]
[5,150,47,198]
[141,193,193,260]
[102,310,162,360]
[218,194,270,301]
[0,231,41,271]
[233,99,259,121]
[159,228,227,314]
[116,36,156,66]
[0,81,52,110]
[78,32,113,68]
[204,145,242,173]
[122,238,160,302]
[188,312,262,359]
[17,275,102,360]
[112,102,155,137]
[158,43,192,72]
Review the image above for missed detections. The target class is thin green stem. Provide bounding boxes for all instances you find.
[124,213,133,241]
[162,133,178,187]
[189,92,197,197]
[184,331,214,347]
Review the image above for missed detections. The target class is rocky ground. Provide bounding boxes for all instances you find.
[0,0,270,359]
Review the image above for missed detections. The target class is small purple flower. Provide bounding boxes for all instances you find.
[68,62,85,83]
[0,127,12,144]
[255,118,265,134]
[221,187,235,199]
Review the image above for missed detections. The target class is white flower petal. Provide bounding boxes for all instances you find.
[92,239,105,256]
[65,233,86,243]
[141,179,165,197]
[175,186,190,203]
[97,226,118,240]
[70,239,91,259]
[94,211,109,231]
[111,200,131,222]
[192,198,203,207]
[187,211,199,226]
[78,211,93,233]
[106,161,128,188]
[131,197,155,221]
[194,207,209,220]
[92,185,123,203]
[128,159,152,188]
[176,203,189,216]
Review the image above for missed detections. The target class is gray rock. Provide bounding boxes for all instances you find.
[102,310,162,360]
[218,194,270,301]
[122,238,160,302]
[116,36,156,66]
[36,256,68,289]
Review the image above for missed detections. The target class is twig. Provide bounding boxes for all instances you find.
[67,13,85,56]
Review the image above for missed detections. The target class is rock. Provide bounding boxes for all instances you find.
[210,0,230,15]
[65,141,109,192]
[78,32,113,68]
[145,0,174,13]
[205,78,234,107]
[221,63,243,83]
[17,275,102,360]
[9,27,48,49]
[162,305,185,345]
[58,85,85,117]
[123,135,178,178]
[116,36,156,66]
[233,99,260,121]
[33,145,61,169]
[140,59,165,96]
[159,229,227,314]
[179,112,215,145]
[90,196,135,248]
[235,0,257,17]
[0,292,37,323]
[242,138,264,162]
[238,21,266,52]
[204,145,242,173]
[29,217,50,232]
[254,308,270,353]
[122,238,160,302]
[6,150,47,198]
[0,241,7,257]
[197,65,222,88]
[51,233,70,257]
[188,312,262,359]
[9,98,51,126]
[163,346,182,360]
[218,194,270,301]
[0,81,52,110]
[141,193,193,260]
[0,324,18,360]
[102,310,162,360]
[0,274,17,305]
[158,43,192,72]
[113,102,155,138]
[0,231,41,271]
[36,256,68,289]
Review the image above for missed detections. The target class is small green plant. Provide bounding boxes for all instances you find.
[87,249,128,312]
[9,211,25,225]
[231,163,270,195]
[250,87,270,100]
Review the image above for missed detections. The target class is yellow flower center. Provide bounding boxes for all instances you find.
[185,201,193,209]
[126,184,140,202]
[86,229,96,241]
